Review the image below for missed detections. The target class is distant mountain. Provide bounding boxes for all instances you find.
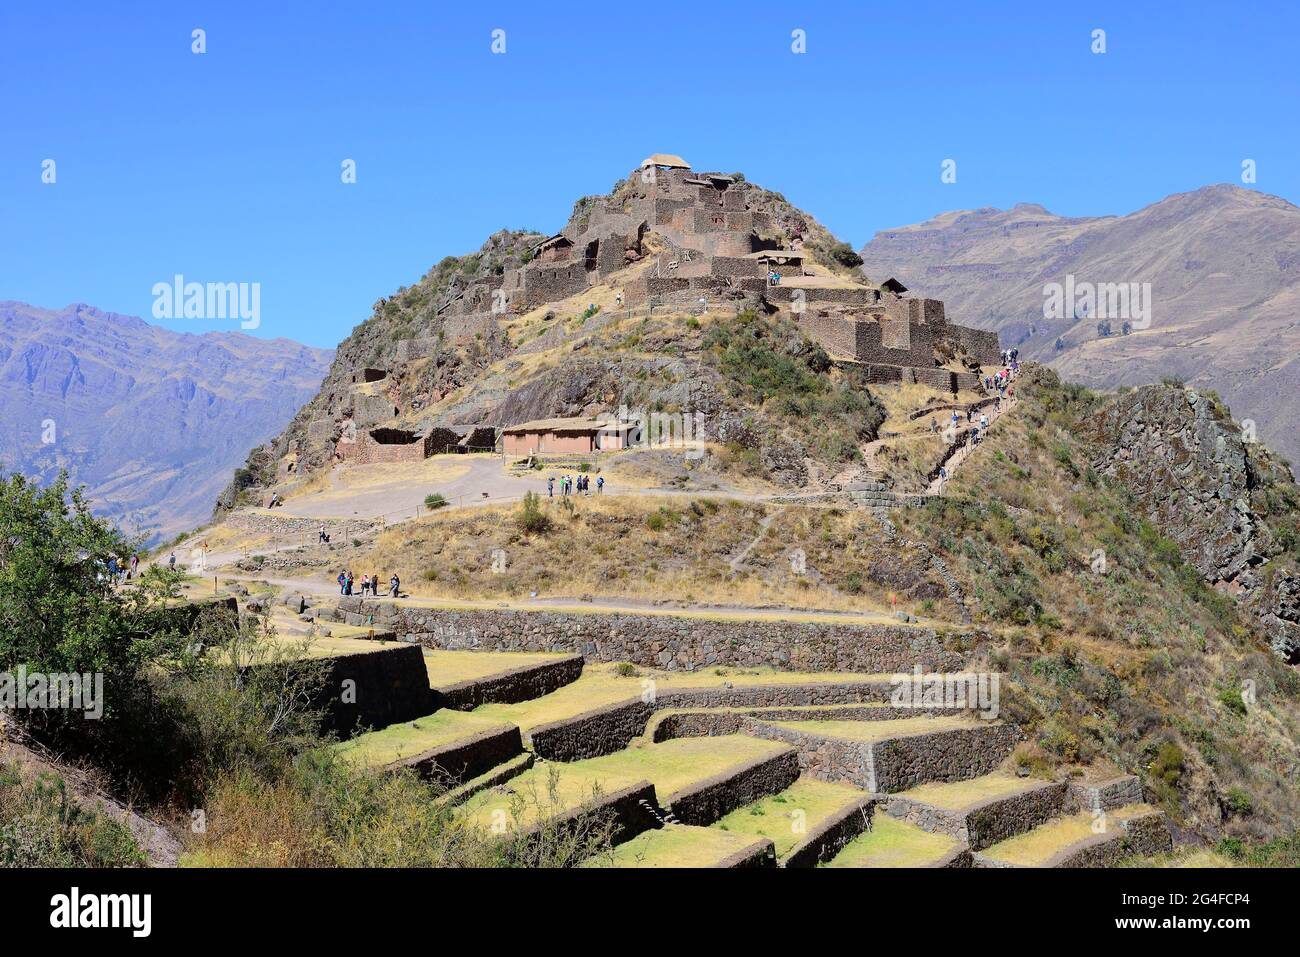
[0,302,333,543]
[859,185,1300,464]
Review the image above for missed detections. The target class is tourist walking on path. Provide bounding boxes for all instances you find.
[361,574,370,596]
[596,475,604,494]
[168,551,176,571]
[389,574,400,598]
[337,571,347,595]
[547,476,554,497]
[319,524,327,544]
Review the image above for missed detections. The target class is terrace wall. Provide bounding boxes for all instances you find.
[334,600,981,675]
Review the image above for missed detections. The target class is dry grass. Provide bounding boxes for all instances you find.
[357,494,961,620]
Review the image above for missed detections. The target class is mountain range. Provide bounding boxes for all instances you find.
[0,302,333,543]
[859,184,1300,465]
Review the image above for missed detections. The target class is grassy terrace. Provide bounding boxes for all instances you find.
[333,710,515,769]
[768,714,983,742]
[423,649,572,690]
[471,663,902,734]
[712,778,867,859]
[891,772,1039,810]
[585,824,764,868]
[823,815,959,868]
[459,735,789,832]
[978,804,1152,867]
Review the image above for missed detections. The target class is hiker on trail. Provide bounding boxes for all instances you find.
[389,574,399,598]
[547,476,554,497]
[937,465,948,496]
[337,571,346,595]
[108,557,119,582]
[319,524,327,543]
[346,571,354,595]
[980,413,989,430]
[929,417,938,434]
[361,574,370,596]
[168,551,176,571]
[596,475,604,494]
[129,553,139,580]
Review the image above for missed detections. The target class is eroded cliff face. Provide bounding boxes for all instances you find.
[1090,384,1300,662]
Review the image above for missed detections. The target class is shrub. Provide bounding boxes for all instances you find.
[0,765,145,867]
[424,493,448,510]
[516,492,552,534]
[1224,787,1253,817]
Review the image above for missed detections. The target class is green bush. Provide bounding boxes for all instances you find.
[424,493,449,510]
[0,765,145,867]
[515,492,552,534]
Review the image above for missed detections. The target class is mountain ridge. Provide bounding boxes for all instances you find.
[859,183,1300,463]
[0,301,333,542]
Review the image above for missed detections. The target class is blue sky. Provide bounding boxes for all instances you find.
[1,0,1295,348]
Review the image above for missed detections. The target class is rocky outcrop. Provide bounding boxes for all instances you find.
[1089,384,1300,661]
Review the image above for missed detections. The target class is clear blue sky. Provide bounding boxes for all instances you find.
[2,0,1295,348]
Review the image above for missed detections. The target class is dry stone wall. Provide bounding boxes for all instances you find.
[332,598,979,674]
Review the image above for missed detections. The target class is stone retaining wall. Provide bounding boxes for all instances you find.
[526,681,914,761]
[434,654,584,711]
[748,721,1019,794]
[886,780,1066,850]
[312,644,435,737]
[1067,775,1144,813]
[513,781,660,852]
[333,598,980,674]
[782,797,874,868]
[662,748,801,826]
[395,724,523,786]
[717,838,777,868]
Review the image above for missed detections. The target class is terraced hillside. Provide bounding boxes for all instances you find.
[280,635,1175,869]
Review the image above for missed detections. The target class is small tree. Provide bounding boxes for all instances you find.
[515,492,552,534]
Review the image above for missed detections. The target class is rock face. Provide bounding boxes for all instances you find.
[859,185,1300,466]
[1089,384,1300,661]
[0,301,332,543]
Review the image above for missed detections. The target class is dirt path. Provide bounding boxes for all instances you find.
[220,570,925,629]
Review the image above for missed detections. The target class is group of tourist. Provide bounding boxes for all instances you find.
[547,474,603,497]
[337,569,400,598]
[104,553,141,584]
[767,270,783,286]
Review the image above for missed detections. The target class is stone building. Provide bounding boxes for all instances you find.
[501,416,636,456]
[416,154,1000,389]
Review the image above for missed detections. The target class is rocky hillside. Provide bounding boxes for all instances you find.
[1089,384,1300,663]
[222,165,882,502]
[0,302,332,542]
[858,185,1300,464]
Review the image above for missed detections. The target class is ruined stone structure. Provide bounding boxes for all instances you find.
[315,155,1004,466]
[426,154,1000,397]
